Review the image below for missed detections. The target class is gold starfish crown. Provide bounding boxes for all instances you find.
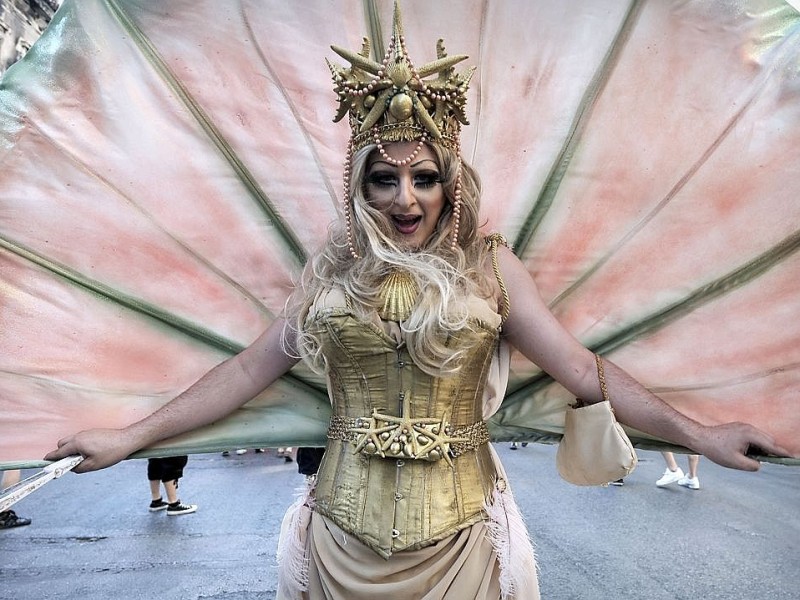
[327,2,475,155]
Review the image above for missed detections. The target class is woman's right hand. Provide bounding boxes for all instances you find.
[44,428,140,473]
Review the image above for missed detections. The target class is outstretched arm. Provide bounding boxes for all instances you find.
[495,246,791,470]
[45,318,300,472]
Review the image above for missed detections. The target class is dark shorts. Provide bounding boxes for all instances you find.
[147,456,189,482]
[296,447,326,476]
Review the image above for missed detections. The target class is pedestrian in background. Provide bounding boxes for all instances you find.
[656,451,701,490]
[0,470,31,529]
[147,456,197,515]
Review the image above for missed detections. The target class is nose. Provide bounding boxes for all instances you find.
[394,175,416,208]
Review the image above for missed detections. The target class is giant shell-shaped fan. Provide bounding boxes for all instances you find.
[0,0,799,467]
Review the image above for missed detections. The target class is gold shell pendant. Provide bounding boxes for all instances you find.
[378,270,419,322]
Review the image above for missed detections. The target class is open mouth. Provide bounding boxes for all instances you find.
[391,214,422,235]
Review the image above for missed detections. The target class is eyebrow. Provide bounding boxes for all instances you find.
[369,158,439,169]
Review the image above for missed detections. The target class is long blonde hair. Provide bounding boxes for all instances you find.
[286,142,494,375]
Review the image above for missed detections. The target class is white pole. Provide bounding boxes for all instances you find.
[0,455,84,512]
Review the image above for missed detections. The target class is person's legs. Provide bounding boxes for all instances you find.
[149,479,162,501]
[662,452,678,471]
[656,452,684,486]
[163,478,197,515]
[1,470,32,528]
[153,457,197,515]
[686,454,700,478]
[678,455,701,490]
[148,478,169,511]
[277,447,294,462]
[2,470,21,488]
[147,461,169,511]
[163,479,180,504]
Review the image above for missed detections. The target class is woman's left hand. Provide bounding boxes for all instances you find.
[693,422,793,471]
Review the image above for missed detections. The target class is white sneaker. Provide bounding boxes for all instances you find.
[678,475,700,490]
[656,467,684,487]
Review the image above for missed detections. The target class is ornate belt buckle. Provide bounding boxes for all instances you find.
[348,395,467,467]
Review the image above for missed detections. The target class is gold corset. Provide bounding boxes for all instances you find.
[308,307,501,558]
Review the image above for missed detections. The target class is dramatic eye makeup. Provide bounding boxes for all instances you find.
[365,168,442,189]
[365,171,398,187]
[411,170,442,188]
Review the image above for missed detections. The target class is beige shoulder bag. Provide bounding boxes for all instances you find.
[556,354,638,486]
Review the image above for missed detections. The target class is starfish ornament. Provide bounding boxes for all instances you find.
[350,393,468,468]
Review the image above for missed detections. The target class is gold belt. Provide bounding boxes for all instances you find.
[328,410,490,468]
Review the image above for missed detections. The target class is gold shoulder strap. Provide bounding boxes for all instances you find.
[485,233,510,325]
[594,354,610,401]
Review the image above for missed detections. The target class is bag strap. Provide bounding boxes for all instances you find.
[485,233,510,325]
[595,354,610,402]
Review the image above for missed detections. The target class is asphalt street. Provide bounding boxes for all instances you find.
[1,446,798,600]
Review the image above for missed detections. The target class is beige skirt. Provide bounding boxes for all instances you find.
[277,499,540,600]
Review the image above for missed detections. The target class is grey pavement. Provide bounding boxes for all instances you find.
[1,446,798,600]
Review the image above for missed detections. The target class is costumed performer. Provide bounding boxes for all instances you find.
[45,5,791,599]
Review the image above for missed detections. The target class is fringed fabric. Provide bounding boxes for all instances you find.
[484,478,539,600]
[276,476,316,599]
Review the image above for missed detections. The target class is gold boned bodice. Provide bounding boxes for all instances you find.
[307,305,502,558]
